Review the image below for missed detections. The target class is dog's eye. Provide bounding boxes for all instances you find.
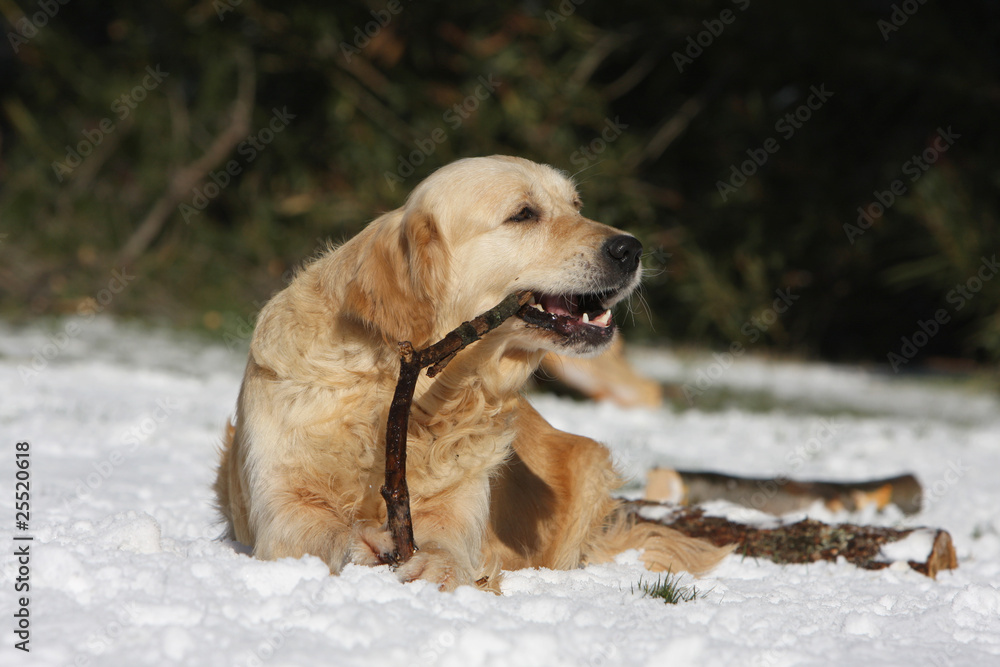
[507,206,538,223]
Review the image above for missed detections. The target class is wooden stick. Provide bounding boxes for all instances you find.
[626,502,958,578]
[381,291,533,566]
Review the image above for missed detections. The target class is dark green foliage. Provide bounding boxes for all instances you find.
[1,0,998,367]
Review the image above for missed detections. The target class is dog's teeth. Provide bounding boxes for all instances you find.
[532,303,544,312]
[582,312,590,323]
[593,310,612,327]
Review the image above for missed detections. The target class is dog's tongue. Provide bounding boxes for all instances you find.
[540,294,576,317]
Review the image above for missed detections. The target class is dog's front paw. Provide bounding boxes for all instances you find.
[348,521,397,566]
[394,544,471,592]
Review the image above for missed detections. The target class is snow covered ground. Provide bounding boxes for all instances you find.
[2,317,999,666]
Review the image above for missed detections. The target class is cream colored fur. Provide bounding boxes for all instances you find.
[215,156,730,590]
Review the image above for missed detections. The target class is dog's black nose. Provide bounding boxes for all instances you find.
[603,235,642,274]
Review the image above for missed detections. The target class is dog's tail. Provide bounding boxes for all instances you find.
[586,509,732,577]
[213,420,240,540]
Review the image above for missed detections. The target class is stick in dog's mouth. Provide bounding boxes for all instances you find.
[516,290,619,345]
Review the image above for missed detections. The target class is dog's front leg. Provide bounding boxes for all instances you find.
[393,476,494,591]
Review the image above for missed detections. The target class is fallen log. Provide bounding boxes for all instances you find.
[381,290,534,566]
[625,501,957,578]
[646,467,923,516]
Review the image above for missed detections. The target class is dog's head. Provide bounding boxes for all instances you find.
[343,156,642,357]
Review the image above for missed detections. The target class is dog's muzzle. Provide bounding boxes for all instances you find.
[515,234,642,351]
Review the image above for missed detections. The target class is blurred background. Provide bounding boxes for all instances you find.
[1,0,998,370]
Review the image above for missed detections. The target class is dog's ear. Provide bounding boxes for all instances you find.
[402,208,449,313]
[342,209,447,348]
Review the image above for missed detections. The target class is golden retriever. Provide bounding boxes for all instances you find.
[215,156,729,590]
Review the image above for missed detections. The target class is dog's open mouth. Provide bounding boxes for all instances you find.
[516,291,618,347]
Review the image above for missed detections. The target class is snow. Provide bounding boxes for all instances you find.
[2,317,999,666]
[877,530,936,564]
